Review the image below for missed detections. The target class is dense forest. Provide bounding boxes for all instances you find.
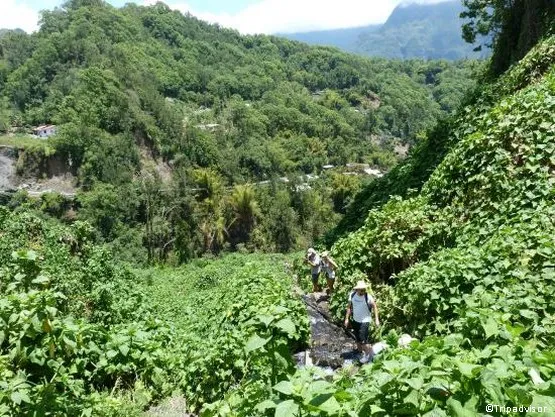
[1,0,555,416]
[0,0,477,261]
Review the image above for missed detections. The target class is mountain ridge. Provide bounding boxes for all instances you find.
[282,0,488,60]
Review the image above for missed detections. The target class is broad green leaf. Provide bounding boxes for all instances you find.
[446,398,478,417]
[316,395,341,414]
[530,394,555,410]
[255,400,276,411]
[457,362,480,378]
[10,391,30,405]
[273,380,293,395]
[245,335,270,353]
[370,404,386,414]
[406,377,424,390]
[274,400,299,417]
[119,344,130,357]
[422,408,448,417]
[308,380,334,394]
[275,318,296,336]
[334,390,353,401]
[257,314,274,327]
[482,317,498,339]
[404,389,419,407]
[32,275,50,285]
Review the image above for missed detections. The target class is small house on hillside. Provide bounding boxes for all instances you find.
[195,123,220,132]
[32,125,56,138]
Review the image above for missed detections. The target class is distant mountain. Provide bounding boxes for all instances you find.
[276,24,380,53]
[281,1,487,60]
[0,28,25,37]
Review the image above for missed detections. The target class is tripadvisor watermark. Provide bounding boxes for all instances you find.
[486,404,548,413]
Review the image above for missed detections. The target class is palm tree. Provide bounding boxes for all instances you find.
[229,184,261,244]
[192,168,228,253]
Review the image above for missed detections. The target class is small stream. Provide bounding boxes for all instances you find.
[294,292,363,372]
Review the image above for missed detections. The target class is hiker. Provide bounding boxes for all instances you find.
[305,248,322,292]
[321,251,338,294]
[344,280,380,363]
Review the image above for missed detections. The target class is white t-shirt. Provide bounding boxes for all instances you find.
[309,254,321,274]
[321,259,335,278]
[349,292,374,323]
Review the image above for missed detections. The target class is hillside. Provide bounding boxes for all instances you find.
[283,1,486,60]
[0,0,473,182]
[208,34,555,416]
[0,0,476,261]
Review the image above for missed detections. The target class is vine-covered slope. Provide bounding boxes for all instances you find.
[302,36,555,416]
[200,36,555,417]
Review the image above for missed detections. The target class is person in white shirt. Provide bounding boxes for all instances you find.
[321,251,338,294]
[343,280,380,363]
[305,248,322,292]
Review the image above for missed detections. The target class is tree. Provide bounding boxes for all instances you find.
[461,0,555,74]
[228,184,261,246]
[0,97,11,133]
[192,168,228,253]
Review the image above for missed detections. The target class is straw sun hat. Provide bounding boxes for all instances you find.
[353,280,368,290]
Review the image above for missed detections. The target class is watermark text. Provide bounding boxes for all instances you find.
[486,404,548,413]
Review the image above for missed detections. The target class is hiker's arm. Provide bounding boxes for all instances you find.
[344,304,351,327]
[329,257,338,269]
[373,301,380,326]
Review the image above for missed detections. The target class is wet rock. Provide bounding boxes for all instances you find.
[302,295,358,369]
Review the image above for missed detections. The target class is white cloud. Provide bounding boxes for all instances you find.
[0,0,40,33]
[144,0,454,35]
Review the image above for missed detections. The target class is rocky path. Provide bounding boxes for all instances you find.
[297,292,361,369]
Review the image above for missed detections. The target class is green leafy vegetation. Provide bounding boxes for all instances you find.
[136,254,309,413]
[0,206,309,415]
[0,0,477,259]
[305,34,555,417]
[2,0,555,416]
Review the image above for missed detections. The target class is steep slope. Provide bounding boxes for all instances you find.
[283,1,486,60]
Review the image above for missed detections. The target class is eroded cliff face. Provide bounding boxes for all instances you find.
[0,147,17,191]
[0,146,76,196]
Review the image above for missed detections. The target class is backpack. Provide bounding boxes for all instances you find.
[350,291,373,312]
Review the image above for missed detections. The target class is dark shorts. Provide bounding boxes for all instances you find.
[352,321,370,344]
[311,273,320,284]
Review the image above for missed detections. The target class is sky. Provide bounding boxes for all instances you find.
[0,0,453,35]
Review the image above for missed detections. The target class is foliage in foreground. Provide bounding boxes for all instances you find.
[136,254,309,412]
[0,207,171,416]
[0,209,310,415]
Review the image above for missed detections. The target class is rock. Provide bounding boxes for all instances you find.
[398,334,417,347]
[371,342,389,356]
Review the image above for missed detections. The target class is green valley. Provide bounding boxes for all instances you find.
[1,0,555,416]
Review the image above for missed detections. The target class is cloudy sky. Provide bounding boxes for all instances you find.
[1,0,453,34]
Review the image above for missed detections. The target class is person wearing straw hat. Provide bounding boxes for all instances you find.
[344,280,380,363]
[321,251,338,294]
[305,248,322,292]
